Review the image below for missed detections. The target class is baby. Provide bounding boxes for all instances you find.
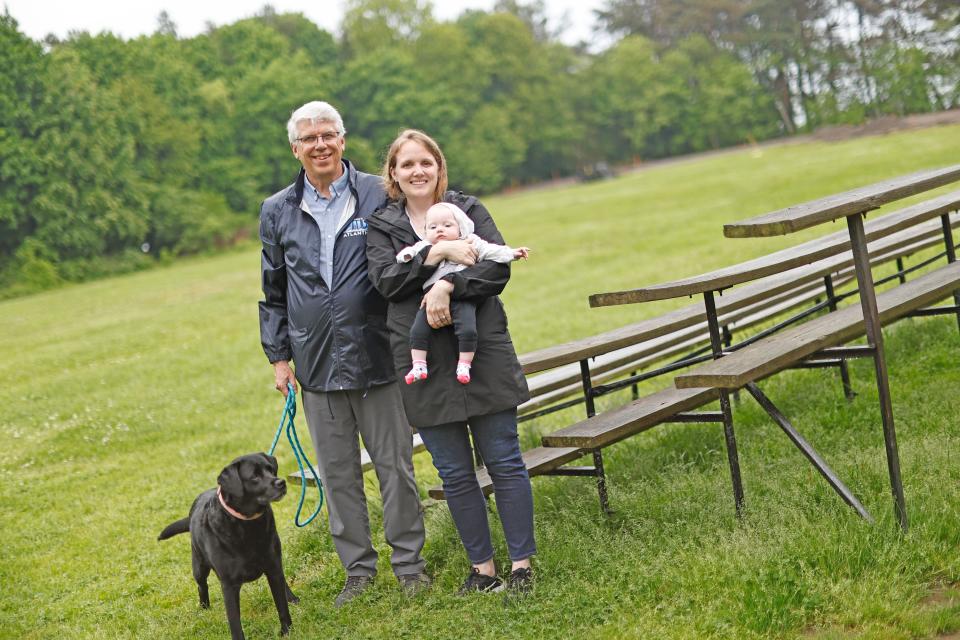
[396,202,529,385]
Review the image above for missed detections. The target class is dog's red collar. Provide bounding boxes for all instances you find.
[217,485,264,521]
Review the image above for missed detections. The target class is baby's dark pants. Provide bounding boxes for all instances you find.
[409,300,478,353]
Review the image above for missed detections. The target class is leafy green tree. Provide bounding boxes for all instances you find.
[31,49,148,261]
[595,0,745,47]
[580,35,665,162]
[444,104,527,193]
[230,51,334,192]
[334,47,433,154]
[660,35,779,153]
[189,17,290,81]
[450,11,581,188]
[0,13,47,262]
[257,9,339,67]
[341,0,433,58]
[493,0,568,42]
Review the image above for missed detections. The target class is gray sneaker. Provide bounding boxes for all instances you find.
[334,575,374,608]
[397,572,432,597]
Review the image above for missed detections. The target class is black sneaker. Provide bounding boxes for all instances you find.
[334,575,374,608]
[397,572,432,597]
[505,567,533,595]
[457,568,504,595]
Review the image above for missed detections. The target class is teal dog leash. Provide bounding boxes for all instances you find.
[267,383,324,527]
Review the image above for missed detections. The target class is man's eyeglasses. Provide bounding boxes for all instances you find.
[296,131,341,147]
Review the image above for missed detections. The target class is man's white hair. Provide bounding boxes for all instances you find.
[286,101,345,145]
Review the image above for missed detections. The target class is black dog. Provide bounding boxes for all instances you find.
[159,452,298,640]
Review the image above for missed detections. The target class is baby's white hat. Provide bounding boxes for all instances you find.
[427,202,474,239]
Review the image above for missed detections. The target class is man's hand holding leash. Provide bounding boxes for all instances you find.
[273,361,297,396]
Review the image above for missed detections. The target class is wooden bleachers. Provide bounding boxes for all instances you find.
[585,165,960,527]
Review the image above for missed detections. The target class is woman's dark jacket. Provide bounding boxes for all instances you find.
[258,161,394,392]
[366,192,529,428]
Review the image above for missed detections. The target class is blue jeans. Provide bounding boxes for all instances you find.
[418,408,536,564]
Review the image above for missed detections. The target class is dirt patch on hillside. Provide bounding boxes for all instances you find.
[812,109,960,142]
[499,109,960,196]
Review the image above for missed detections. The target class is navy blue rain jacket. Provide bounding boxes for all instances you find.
[258,161,394,392]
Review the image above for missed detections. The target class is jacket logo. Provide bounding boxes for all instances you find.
[343,218,368,238]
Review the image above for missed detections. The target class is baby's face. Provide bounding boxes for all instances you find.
[425,209,461,244]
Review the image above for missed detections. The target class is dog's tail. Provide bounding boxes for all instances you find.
[157,518,190,541]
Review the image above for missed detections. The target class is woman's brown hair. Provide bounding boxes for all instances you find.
[381,129,449,202]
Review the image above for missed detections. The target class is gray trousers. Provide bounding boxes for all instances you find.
[302,382,426,577]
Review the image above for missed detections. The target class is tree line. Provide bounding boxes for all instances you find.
[1,0,956,297]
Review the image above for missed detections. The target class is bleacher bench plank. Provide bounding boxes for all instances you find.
[591,195,960,306]
[541,386,719,449]
[675,260,960,389]
[427,446,584,500]
[723,165,960,237]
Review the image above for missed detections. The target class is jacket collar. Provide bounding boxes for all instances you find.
[368,198,419,243]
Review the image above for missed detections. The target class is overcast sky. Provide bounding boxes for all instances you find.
[4,0,607,46]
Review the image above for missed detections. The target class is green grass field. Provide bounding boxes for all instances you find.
[3,126,960,639]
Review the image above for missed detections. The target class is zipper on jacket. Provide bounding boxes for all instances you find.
[327,184,363,391]
[300,196,345,389]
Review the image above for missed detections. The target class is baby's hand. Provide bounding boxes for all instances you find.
[513,247,531,260]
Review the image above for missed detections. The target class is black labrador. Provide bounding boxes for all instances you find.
[159,452,298,640]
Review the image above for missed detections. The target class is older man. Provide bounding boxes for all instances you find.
[258,101,428,606]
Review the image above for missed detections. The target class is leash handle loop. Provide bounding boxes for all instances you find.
[268,383,324,527]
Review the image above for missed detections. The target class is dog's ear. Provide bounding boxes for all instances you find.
[261,452,279,475]
[218,462,244,497]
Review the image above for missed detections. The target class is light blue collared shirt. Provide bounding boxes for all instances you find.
[303,164,351,287]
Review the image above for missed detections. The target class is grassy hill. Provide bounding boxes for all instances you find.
[2,125,960,639]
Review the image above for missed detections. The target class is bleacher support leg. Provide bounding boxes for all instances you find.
[704,291,745,517]
[847,213,908,532]
[580,359,612,516]
[823,275,855,401]
[592,449,612,516]
[745,383,874,522]
[722,325,740,404]
[896,258,907,285]
[471,432,484,469]
[941,213,960,335]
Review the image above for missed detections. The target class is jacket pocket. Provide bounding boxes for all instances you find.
[360,315,392,376]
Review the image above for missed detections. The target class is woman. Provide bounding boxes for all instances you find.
[366,129,535,595]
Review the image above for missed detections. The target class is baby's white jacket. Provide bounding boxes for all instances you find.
[396,234,518,290]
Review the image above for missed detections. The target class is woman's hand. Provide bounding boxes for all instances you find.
[425,239,478,266]
[422,280,454,328]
